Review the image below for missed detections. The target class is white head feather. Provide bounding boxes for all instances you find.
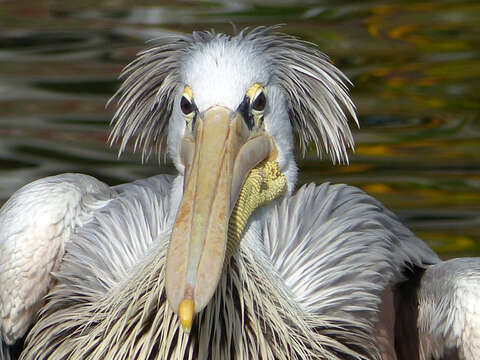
[109,26,358,192]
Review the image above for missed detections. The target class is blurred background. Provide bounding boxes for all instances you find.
[0,0,479,258]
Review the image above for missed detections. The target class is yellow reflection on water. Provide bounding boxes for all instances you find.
[420,232,478,258]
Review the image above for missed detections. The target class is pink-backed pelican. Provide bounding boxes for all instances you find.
[0,26,479,360]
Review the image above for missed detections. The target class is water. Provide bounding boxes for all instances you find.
[0,0,479,258]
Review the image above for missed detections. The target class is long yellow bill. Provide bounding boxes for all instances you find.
[165,106,275,332]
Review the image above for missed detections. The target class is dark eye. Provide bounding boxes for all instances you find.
[252,92,266,111]
[180,96,193,115]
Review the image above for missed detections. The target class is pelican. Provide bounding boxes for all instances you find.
[0,26,479,360]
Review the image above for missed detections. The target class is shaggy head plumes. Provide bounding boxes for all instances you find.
[109,26,357,164]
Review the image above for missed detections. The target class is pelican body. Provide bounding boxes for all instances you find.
[0,26,479,360]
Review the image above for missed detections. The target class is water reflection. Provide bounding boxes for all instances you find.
[0,0,479,257]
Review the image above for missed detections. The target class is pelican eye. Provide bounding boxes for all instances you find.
[180,96,194,115]
[252,91,266,112]
[238,83,266,130]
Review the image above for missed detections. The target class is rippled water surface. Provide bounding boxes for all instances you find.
[1,0,479,257]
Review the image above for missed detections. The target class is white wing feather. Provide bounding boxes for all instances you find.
[418,258,480,360]
[0,173,113,344]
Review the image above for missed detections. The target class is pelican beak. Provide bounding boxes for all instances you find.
[165,106,274,332]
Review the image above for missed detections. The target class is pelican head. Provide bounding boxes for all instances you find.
[109,26,356,331]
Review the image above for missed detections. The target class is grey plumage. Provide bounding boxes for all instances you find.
[19,178,436,359]
[1,26,479,360]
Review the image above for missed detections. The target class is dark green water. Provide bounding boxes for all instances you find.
[0,0,479,257]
